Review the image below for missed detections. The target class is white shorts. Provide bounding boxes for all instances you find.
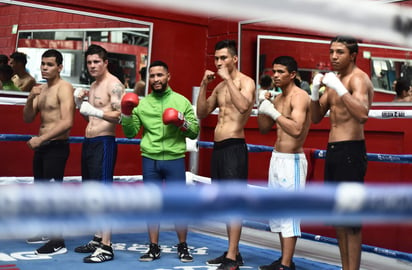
[268,151,307,237]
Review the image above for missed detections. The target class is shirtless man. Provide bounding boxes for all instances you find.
[257,56,310,270]
[196,39,256,270]
[310,36,374,270]
[10,51,36,92]
[23,49,74,255]
[73,44,125,263]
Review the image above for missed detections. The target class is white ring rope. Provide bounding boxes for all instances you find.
[368,109,412,119]
[107,0,412,47]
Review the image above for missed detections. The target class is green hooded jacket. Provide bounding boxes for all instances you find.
[121,86,199,160]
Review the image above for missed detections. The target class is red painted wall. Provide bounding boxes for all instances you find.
[1,0,412,254]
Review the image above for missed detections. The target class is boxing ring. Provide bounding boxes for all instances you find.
[1,124,412,270]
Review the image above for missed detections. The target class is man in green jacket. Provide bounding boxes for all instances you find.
[121,60,199,263]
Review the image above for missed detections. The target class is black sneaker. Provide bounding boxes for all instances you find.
[217,257,239,270]
[139,243,161,262]
[27,236,49,244]
[206,251,244,266]
[83,244,114,263]
[74,236,102,253]
[177,242,193,262]
[259,258,296,270]
[275,264,294,270]
[35,240,67,255]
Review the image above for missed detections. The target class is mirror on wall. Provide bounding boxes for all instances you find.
[255,35,332,104]
[2,1,152,95]
[257,35,412,95]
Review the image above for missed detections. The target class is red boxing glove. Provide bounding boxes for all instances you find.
[162,108,189,131]
[121,93,139,117]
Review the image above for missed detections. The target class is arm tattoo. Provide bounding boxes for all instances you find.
[111,83,124,111]
[112,101,121,111]
[112,83,124,99]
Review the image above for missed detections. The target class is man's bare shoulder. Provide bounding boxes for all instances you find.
[239,72,254,84]
[213,81,225,92]
[58,79,73,88]
[108,73,123,85]
[351,67,372,83]
[288,87,310,105]
[348,68,374,93]
[54,80,73,99]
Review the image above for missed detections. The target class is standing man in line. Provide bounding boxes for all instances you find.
[10,51,36,92]
[121,60,199,263]
[196,40,256,270]
[257,56,311,270]
[73,44,125,263]
[310,36,374,270]
[23,49,74,255]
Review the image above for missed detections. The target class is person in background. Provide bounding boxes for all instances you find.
[393,77,412,102]
[23,49,74,255]
[134,66,147,96]
[258,73,275,103]
[10,51,36,92]
[73,44,124,263]
[0,64,20,91]
[196,39,256,270]
[310,36,374,270]
[121,60,199,263]
[295,71,311,94]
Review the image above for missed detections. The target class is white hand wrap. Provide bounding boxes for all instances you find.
[80,102,104,119]
[311,73,323,101]
[323,72,348,97]
[74,88,84,108]
[258,99,281,121]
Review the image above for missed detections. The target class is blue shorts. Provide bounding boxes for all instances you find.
[81,136,117,184]
[142,157,186,185]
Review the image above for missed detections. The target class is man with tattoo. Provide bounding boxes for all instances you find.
[72,44,125,263]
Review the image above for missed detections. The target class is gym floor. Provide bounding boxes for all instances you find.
[1,222,411,270]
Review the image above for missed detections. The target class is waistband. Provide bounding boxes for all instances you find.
[327,140,365,149]
[40,139,69,146]
[272,150,305,158]
[84,136,115,143]
[213,138,246,150]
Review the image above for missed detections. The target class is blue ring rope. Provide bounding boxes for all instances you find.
[2,133,412,262]
[242,220,412,262]
[3,133,412,163]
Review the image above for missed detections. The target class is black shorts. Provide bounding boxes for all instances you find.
[211,138,248,182]
[81,136,117,183]
[33,140,70,182]
[324,140,367,183]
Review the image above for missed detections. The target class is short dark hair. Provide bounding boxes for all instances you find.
[85,44,108,61]
[10,52,28,65]
[331,36,359,54]
[259,74,273,88]
[395,78,411,96]
[149,60,169,72]
[139,67,147,80]
[272,56,298,73]
[215,39,237,56]
[0,64,14,79]
[42,49,63,65]
[0,54,8,65]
